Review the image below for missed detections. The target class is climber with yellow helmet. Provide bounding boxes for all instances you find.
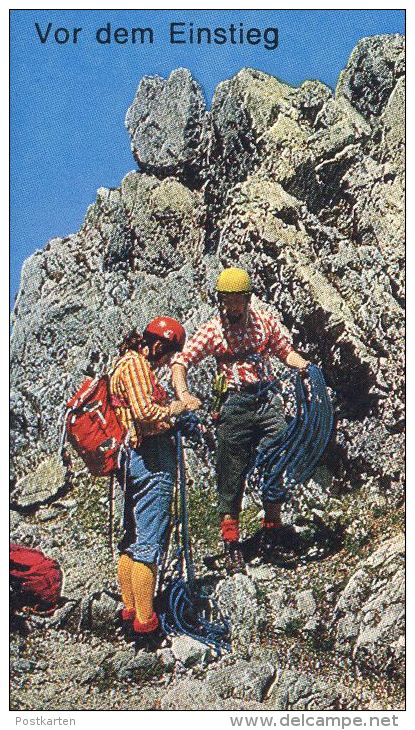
[171,266,310,574]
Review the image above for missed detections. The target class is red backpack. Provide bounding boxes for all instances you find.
[10,544,62,614]
[63,374,128,476]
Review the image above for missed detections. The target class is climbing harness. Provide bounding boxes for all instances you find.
[247,364,334,503]
[159,414,230,653]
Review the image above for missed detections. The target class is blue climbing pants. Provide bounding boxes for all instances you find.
[118,433,176,565]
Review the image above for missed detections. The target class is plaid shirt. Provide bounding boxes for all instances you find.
[171,306,294,387]
[110,350,171,448]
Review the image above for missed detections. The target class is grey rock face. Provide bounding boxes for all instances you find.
[246,564,275,582]
[11,455,66,509]
[160,677,265,711]
[112,650,161,682]
[215,574,266,651]
[156,648,175,673]
[89,592,122,631]
[11,34,405,507]
[170,636,211,667]
[268,670,346,711]
[269,587,319,637]
[206,658,275,702]
[377,76,405,170]
[336,35,405,118]
[126,68,207,183]
[160,678,219,710]
[296,589,317,617]
[334,535,405,680]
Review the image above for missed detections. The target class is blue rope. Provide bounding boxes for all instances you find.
[159,367,332,649]
[248,365,333,502]
[174,412,205,446]
[176,424,195,587]
[159,420,230,653]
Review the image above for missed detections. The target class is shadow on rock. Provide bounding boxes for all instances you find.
[241,518,344,570]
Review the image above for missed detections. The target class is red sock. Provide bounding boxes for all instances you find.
[221,517,240,542]
[133,611,159,634]
[121,607,135,621]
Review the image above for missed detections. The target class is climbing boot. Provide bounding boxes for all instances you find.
[132,627,163,652]
[223,540,247,575]
[116,607,135,637]
[257,524,302,559]
[130,612,163,652]
[120,607,135,623]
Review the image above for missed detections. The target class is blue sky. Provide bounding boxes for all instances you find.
[10,9,405,307]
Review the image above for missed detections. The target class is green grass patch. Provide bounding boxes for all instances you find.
[240,503,262,538]
[187,483,220,554]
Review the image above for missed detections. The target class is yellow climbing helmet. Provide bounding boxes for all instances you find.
[216,267,252,294]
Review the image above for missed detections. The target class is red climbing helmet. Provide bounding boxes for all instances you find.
[144,316,186,352]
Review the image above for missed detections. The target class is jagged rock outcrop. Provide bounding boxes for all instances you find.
[336,34,405,118]
[126,68,208,185]
[334,534,405,679]
[216,574,267,652]
[11,34,404,505]
[10,34,405,711]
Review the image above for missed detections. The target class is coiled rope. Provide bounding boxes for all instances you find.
[159,413,230,653]
[247,364,334,502]
[159,367,332,649]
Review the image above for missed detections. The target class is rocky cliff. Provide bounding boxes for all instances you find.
[10,34,404,711]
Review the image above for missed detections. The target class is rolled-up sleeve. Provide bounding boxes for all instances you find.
[171,320,216,370]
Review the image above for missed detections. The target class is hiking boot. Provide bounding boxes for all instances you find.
[116,607,135,635]
[124,612,162,651]
[257,525,302,559]
[120,611,160,649]
[223,540,247,575]
[132,627,164,652]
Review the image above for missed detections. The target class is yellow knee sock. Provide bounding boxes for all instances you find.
[131,561,157,623]
[117,554,135,611]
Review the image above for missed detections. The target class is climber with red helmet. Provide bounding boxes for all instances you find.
[110,316,187,648]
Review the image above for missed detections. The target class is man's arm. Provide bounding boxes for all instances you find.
[171,363,202,411]
[264,310,310,373]
[170,320,217,411]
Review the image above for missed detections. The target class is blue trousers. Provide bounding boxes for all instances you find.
[118,433,176,565]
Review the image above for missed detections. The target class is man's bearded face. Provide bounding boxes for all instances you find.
[219,293,250,324]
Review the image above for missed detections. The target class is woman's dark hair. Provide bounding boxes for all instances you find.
[119,328,176,359]
[142,330,178,359]
[118,329,143,356]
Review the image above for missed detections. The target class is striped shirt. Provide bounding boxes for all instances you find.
[171,306,293,387]
[110,350,171,448]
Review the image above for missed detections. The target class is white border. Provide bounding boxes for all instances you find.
[3,3,411,728]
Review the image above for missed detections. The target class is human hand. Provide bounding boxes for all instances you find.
[169,400,188,417]
[180,392,202,411]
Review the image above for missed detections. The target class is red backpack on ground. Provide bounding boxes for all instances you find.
[63,374,128,476]
[10,544,62,614]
